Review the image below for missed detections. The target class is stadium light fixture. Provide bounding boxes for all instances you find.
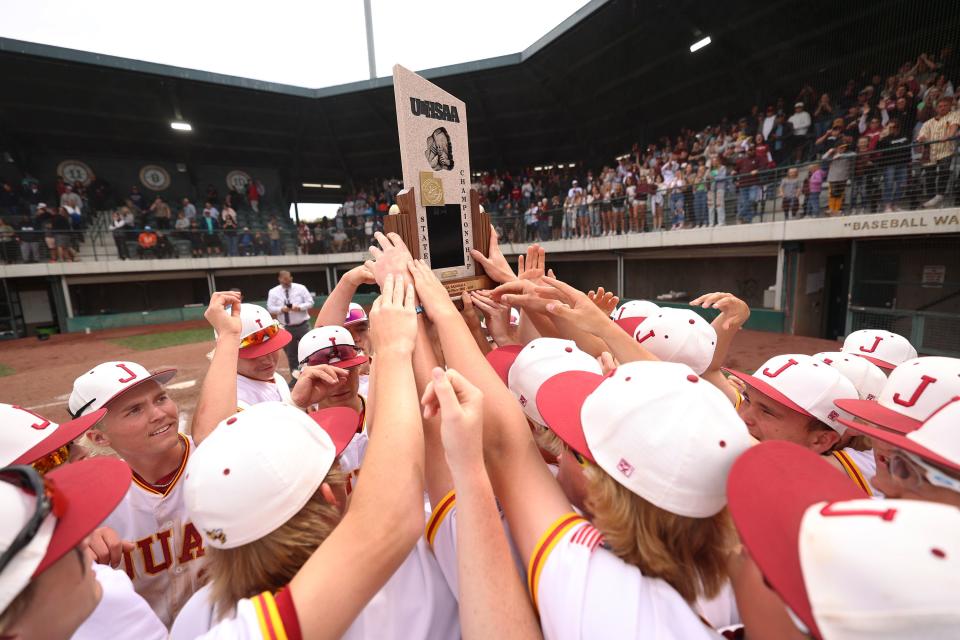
[321,184,342,189]
[170,121,193,132]
[302,182,324,188]
[689,36,711,53]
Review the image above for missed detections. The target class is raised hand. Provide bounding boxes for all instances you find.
[85,526,134,569]
[421,367,485,476]
[470,224,516,284]
[204,291,243,338]
[344,263,377,287]
[690,291,750,331]
[369,273,418,356]
[368,232,414,288]
[469,291,518,346]
[587,286,620,316]
[536,276,613,333]
[408,259,458,322]
[517,244,546,282]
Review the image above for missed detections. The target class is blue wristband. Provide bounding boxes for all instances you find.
[415,305,425,314]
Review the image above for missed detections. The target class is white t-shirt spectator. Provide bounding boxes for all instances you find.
[788,110,812,136]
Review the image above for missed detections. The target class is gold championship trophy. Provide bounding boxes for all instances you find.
[388,64,493,298]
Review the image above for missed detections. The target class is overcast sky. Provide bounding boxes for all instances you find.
[1,0,589,88]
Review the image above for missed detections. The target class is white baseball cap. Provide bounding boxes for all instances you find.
[297,325,369,369]
[68,361,176,418]
[0,458,130,612]
[727,354,858,433]
[612,299,660,335]
[537,361,751,518]
[849,397,960,474]
[631,308,717,375]
[841,329,917,371]
[237,303,292,360]
[344,302,368,326]
[729,441,960,640]
[184,402,359,550]
[0,404,107,467]
[813,352,886,401]
[485,338,601,425]
[836,356,960,434]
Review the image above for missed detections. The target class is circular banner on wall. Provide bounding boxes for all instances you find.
[225,170,252,192]
[139,165,171,191]
[56,160,94,186]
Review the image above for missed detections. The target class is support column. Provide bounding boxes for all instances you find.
[59,275,74,318]
[325,266,334,295]
[844,240,857,336]
[773,245,785,311]
[616,253,624,297]
[206,272,217,297]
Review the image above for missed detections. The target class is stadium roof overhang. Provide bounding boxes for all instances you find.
[0,0,953,203]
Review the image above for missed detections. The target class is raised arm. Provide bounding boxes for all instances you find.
[425,368,543,640]
[191,292,242,445]
[314,265,375,328]
[691,291,750,405]
[290,273,425,639]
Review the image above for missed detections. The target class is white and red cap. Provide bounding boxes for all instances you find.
[813,352,886,401]
[237,303,292,359]
[612,299,660,335]
[727,354,858,434]
[344,302,368,326]
[68,361,176,419]
[485,338,601,425]
[835,356,960,434]
[297,325,369,369]
[842,397,960,474]
[728,441,960,640]
[184,401,359,549]
[536,361,751,518]
[631,308,717,375]
[0,404,107,467]
[840,329,917,371]
[0,457,131,612]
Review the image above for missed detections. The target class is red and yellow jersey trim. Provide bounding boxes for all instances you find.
[833,450,872,496]
[527,513,585,611]
[253,591,289,640]
[733,388,743,410]
[131,432,190,497]
[425,490,456,547]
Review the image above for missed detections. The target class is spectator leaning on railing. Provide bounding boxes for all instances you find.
[916,96,959,208]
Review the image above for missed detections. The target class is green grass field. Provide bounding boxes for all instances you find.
[109,328,213,351]
[0,364,14,377]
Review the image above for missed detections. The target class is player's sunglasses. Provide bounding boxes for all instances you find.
[240,322,281,349]
[0,465,65,574]
[570,449,590,468]
[300,344,361,368]
[889,451,960,494]
[345,308,368,324]
[31,445,70,475]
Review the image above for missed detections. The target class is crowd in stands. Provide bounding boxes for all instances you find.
[325,48,958,248]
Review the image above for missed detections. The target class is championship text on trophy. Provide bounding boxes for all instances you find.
[389,64,493,298]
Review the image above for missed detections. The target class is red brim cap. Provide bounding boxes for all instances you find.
[839,418,960,473]
[614,317,646,336]
[834,398,921,434]
[725,368,813,419]
[35,457,132,575]
[853,353,896,371]
[485,345,523,385]
[331,354,369,370]
[238,329,293,359]
[308,406,361,457]
[536,370,605,463]
[727,441,862,640]
[12,407,108,466]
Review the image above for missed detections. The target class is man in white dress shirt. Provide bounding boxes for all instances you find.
[266,270,314,384]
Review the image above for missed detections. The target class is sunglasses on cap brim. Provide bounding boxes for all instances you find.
[344,308,368,325]
[31,445,71,476]
[300,344,362,368]
[240,322,281,349]
[0,465,65,574]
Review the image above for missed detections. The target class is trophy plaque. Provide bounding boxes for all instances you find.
[389,64,493,298]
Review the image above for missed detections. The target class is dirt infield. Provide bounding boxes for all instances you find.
[1,322,840,422]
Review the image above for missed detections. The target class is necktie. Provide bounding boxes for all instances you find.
[284,289,291,325]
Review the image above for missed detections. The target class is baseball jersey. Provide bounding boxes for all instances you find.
[173,537,458,640]
[529,513,725,640]
[236,373,293,410]
[104,433,206,627]
[196,590,299,640]
[832,448,881,497]
[337,394,368,476]
[73,563,167,640]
